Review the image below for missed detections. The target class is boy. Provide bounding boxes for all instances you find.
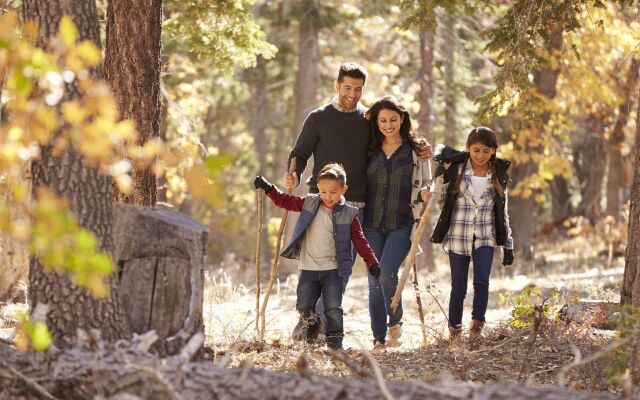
[254,163,380,350]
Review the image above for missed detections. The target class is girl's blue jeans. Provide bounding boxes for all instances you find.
[448,245,494,327]
[364,225,412,343]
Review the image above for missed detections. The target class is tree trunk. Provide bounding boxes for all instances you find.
[283,11,319,270]
[251,56,273,267]
[440,12,457,146]
[22,0,129,347]
[417,30,436,272]
[621,87,640,306]
[104,0,162,206]
[607,59,639,219]
[574,114,607,224]
[0,337,623,400]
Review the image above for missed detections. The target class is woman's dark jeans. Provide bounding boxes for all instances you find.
[364,225,412,343]
[448,245,494,327]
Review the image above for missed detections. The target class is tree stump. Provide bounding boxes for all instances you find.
[113,204,208,355]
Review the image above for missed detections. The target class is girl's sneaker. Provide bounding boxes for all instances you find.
[386,324,402,347]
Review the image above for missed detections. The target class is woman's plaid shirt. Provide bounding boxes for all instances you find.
[436,162,514,256]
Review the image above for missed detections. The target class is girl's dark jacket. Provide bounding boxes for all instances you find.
[430,145,511,246]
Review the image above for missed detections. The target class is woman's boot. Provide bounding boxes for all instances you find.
[468,319,484,347]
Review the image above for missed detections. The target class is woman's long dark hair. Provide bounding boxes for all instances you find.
[454,126,504,197]
[366,95,423,158]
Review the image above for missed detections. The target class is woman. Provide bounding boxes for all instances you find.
[364,95,431,348]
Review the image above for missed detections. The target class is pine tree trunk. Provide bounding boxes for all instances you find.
[417,30,436,272]
[283,11,319,270]
[621,88,640,306]
[574,115,607,223]
[440,12,457,146]
[104,0,162,206]
[607,59,639,219]
[22,0,129,347]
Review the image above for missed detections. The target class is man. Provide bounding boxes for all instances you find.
[283,62,432,341]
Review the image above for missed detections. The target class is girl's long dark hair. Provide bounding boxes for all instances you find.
[366,95,424,158]
[454,126,504,197]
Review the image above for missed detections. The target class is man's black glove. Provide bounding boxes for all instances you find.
[369,264,381,279]
[254,175,274,194]
[502,248,514,266]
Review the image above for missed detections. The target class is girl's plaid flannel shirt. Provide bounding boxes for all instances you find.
[436,162,514,256]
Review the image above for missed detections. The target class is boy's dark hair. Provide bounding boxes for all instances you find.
[337,62,367,84]
[318,163,347,187]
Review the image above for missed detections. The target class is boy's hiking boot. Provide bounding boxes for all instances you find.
[386,324,402,347]
[449,324,462,341]
[293,316,322,343]
[467,319,485,349]
[291,319,304,341]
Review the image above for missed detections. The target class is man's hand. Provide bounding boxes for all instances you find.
[283,173,298,190]
[368,264,381,279]
[254,176,274,193]
[502,248,514,266]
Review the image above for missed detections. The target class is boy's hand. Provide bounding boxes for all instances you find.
[254,175,274,194]
[282,173,298,190]
[502,248,514,266]
[369,264,381,279]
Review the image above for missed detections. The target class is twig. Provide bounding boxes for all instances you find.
[0,358,60,400]
[557,336,632,387]
[255,189,263,335]
[260,158,296,341]
[470,332,528,354]
[411,263,428,346]
[425,287,451,326]
[391,173,441,313]
[362,350,395,400]
[518,305,544,380]
[327,349,373,378]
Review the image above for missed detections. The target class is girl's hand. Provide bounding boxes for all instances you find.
[420,188,431,203]
[502,248,514,266]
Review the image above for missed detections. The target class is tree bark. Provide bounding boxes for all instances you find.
[0,338,623,400]
[621,86,640,306]
[573,114,607,224]
[22,0,129,347]
[440,12,457,146]
[607,59,639,219]
[417,30,437,272]
[104,0,162,206]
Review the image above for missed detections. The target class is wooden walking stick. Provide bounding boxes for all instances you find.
[260,157,296,340]
[411,262,428,346]
[390,175,445,313]
[254,188,263,335]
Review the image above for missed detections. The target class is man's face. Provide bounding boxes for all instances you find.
[335,76,365,110]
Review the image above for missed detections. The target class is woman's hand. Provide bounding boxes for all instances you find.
[420,188,431,203]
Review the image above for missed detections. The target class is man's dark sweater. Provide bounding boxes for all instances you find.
[289,103,370,202]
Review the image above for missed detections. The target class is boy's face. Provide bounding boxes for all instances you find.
[317,178,348,208]
[335,76,364,110]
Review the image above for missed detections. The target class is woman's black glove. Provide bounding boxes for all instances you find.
[368,264,381,278]
[254,175,274,194]
[502,248,514,266]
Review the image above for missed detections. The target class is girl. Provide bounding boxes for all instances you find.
[430,127,515,345]
[364,95,432,348]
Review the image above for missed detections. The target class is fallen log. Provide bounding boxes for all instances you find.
[0,334,624,400]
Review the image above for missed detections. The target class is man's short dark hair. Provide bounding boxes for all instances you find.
[337,62,367,84]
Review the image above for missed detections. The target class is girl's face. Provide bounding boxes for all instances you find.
[376,109,403,140]
[467,141,496,169]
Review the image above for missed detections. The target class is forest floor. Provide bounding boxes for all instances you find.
[198,233,630,395]
[0,234,631,395]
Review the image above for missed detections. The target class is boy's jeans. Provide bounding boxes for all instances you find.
[364,225,412,343]
[297,269,344,348]
[448,245,494,327]
[315,206,364,325]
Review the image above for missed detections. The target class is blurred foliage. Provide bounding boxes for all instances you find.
[14,311,52,352]
[500,285,563,327]
[605,305,640,385]
[0,12,151,298]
